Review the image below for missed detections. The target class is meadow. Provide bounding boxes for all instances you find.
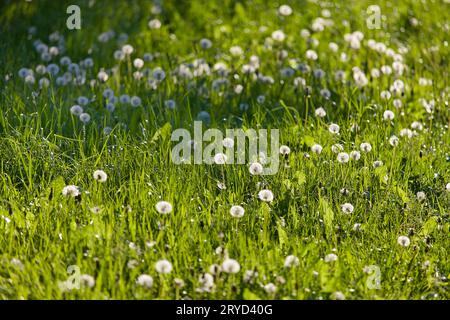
[0,0,449,300]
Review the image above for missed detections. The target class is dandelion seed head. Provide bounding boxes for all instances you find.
[258,189,274,202]
[214,153,227,164]
[315,107,326,118]
[416,191,426,201]
[148,19,162,29]
[311,144,323,155]
[264,283,277,294]
[337,152,350,163]
[271,30,286,42]
[79,113,91,124]
[279,145,291,155]
[222,138,234,148]
[284,255,299,268]
[155,259,173,274]
[199,38,212,49]
[278,4,293,16]
[332,291,345,300]
[397,235,410,247]
[230,205,245,218]
[130,96,142,107]
[122,44,134,55]
[329,123,340,134]
[136,274,153,288]
[383,110,395,121]
[80,274,95,288]
[249,162,263,175]
[341,203,354,214]
[324,253,338,262]
[389,135,399,147]
[62,185,80,197]
[221,259,241,274]
[373,160,384,168]
[350,150,361,161]
[70,105,83,116]
[155,201,173,214]
[93,170,107,183]
[360,142,372,153]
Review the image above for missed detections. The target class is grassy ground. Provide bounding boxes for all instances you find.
[0,0,449,299]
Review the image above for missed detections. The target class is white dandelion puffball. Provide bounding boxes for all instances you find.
[174,278,185,288]
[155,201,173,214]
[337,152,350,163]
[360,142,372,153]
[397,236,410,247]
[332,291,346,300]
[114,50,125,60]
[136,274,154,288]
[62,185,80,198]
[411,121,423,131]
[389,135,399,147]
[155,259,173,274]
[400,128,413,138]
[373,160,384,168]
[97,70,108,82]
[221,259,241,274]
[133,58,144,69]
[324,253,338,262]
[229,46,243,56]
[258,189,274,202]
[130,96,141,107]
[341,203,354,214]
[93,170,107,183]
[249,162,263,175]
[222,137,234,148]
[214,153,228,165]
[79,113,91,124]
[199,273,215,290]
[380,90,391,100]
[329,123,340,134]
[311,144,323,155]
[148,19,162,29]
[284,255,299,268]
[264,283,277,294]
[383,110,395,121]
[416,191,426,201]
[122,44,134,55]
[446,183,450,192]
[70,105,83,116]
[153,68,166,81]
[306,49,318,60]
[230,205,245,218]
[165,100,176,110]
[271,30,286,42]
[80,274,95,288]
[350,150,361,161]
[279,145,291,155]
[331,144,344,153]
[315,107,326,118]
[199,38,212,49]
[278,4,293,16]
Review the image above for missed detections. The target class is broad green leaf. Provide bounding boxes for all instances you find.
[151,122,172,144]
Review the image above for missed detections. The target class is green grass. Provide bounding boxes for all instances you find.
[0,0,449,300]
